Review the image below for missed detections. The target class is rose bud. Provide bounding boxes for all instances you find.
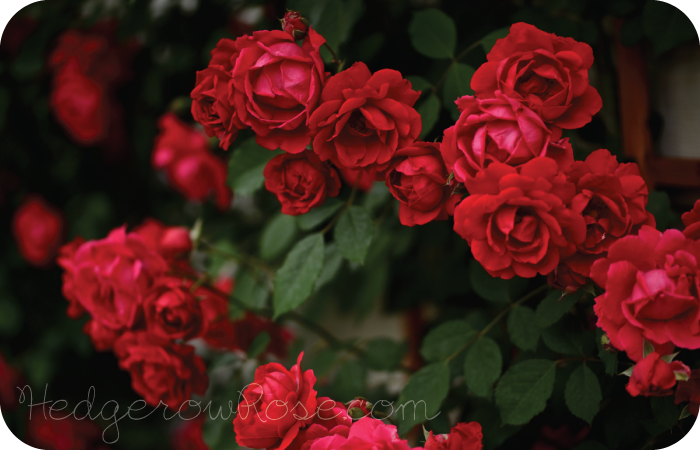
[626,351,690,397]
[11,196,63,267]
[281,11,310,40]
[234,353,318,450]
[425,422,484,450]
[264,150,342,216]
[383,141,460,227]
[346,398,372,419]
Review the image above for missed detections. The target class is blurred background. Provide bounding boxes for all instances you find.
[0,0,699,449]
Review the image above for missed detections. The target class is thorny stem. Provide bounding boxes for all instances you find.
[445,284,549,363]
[432,40,482,95]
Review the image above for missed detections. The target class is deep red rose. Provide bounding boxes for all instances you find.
[143,276,206,341]
[264,150,341,215]
[282,11,310,40]
[82,320,122,352]
[307,417,412,450]
[471,22,602,129]
[172,417,208,450]
[425,422,483,450]
[57,227,168,350]
[57,237,87,319]
[626,351,690,397]
[25,414,104,450]
[309,62,421,169]
[231,29,326,153]
[152,113,233,210]
[383,141,460,227]
[191,39,246,150]
[50,58,109,145]
[682,199,700,240]
[133,218,193,262]
[590,226,700,361]
[234,353,318,450]
[547,253,599,293]
[675,369,700,416]
[454,157,586,279]
[440,92,554,183]
[337,166,377,192]
[0,353,20,410]
[114,331,208,410]
[12,196,63,267]
[288,397,352,450]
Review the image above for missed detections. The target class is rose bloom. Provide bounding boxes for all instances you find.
[309,62,421,169]
[264,150,341,215]
[281,11,310,40]
[191,39,246,150]
[425,422,483,450]
[143,276,206,341]
[337,166,377,192]
[454,157,586,279]
[114,331,208,410]
[382,141,460,227]
[57,226,168,350]
[288,397,352,450]
[590,226,700,361]
[231,28,326,153]
[307,417,412,450]
[152,113,233,210]
[682,199,700,240]
[626,351,690,397]
[675,369,700,416]
[0,352,20,410]
[441,92,554,182]
[471,22,602,129]
[12,196,63,267]
[132,218,192,262]
[234,353,318,450]
[25,413,105,450]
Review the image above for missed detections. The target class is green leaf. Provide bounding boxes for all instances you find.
[397,363,450,435]
[464,336,502,397]
[495,359,557,425]
[335,206,374,264]
[260,213,298,261]
[443,63,476,120]
[646,190,672,231]
[596,328,618,376]
[246,332,271,359]
[273,234,325,318]
[508,306,541,351]
[227,138,281,196]
[313,0,365,61]
[406,75,432,93]
[643,0,698,56]
[417,94,441,139]
[232,270,269,310]
[408,9,457,59]
[469,259,527,304]
[333,360,367,401]
[541,316,583,355]
[315,243,344,291]
[364,338,406,371]
[307,348,338,377]
[651,396,680,430]
[297,198,343,231]
[535,290,583,328]
[565,363,602,424]
[481,27,510,54]
[420,320,475,362]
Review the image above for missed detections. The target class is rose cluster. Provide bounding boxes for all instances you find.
[233,353,483,450]
[57,219,291,409]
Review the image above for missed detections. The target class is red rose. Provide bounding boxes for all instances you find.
[172,417,208,450]
[682,199,700,240]
[114,331,208,410]
[590,226,700,361]
[471,22,602,129]
[288,397,351,450]
[50,58,109,145]
[133,218,193,262]
[152,113,233,210]
[425,422,484,450]
[337,166,377,192]
[454,157,586,279]
[143,276,206,341]
[440,92,554,183]
[234,353,318,450]
[307,417,412,450]
[57,226,168,350]
[383,141,460,227]
[82,320,122,352]
[309,62,421,169]
[547,253,599,293]
[205,311,294,358]
[282,11,310,40]
[191,39,246,150]
[626,351,689,397]
[231,29,326,153]
[675,369,700,416]
[264,150,341,215]
[57,237,87,319]
[12,196,63,267]
[0,352,20,410]
[25,414,104,450]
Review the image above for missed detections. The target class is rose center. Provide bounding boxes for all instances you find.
[516,70,556,100]
[347,111,372,137]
